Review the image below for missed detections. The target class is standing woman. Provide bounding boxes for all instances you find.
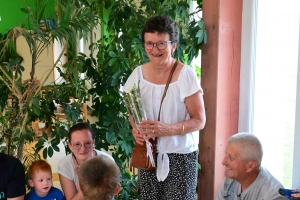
[123,15,206,200]
[58,122,114,200]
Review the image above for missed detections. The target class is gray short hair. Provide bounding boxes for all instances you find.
[228,132,263,167]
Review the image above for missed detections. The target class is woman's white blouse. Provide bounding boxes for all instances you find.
[123,65,203,181]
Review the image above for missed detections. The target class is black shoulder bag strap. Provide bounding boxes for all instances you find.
[157,60,178,121]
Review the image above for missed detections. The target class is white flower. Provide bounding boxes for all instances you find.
[127,86,134,92]
[43,140,51,148]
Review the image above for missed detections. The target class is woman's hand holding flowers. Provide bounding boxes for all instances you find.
[132,127,145,145]
[137,119,174,140]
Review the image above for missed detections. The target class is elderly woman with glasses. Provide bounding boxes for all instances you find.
[58,122,114,200]
[123,15,206,200]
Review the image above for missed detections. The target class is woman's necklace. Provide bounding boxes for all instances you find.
[72,153,80,165]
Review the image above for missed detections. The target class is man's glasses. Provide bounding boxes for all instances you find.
[71,141,93,150]
[144,41,172,50]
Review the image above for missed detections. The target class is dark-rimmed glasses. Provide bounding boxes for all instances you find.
[71,141,93,150]
[144,41,172,50]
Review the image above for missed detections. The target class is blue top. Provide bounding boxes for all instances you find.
[25,187,65,200]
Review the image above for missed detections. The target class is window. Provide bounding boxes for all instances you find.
[240,0,300,188]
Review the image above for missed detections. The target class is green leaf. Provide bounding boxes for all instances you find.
[197,162,201,170]
[132,38,141,43]
[48,147,54,157]
[111,77,119,86]
[197,30,204,44]
[42,133,48,140]
[109,58,117,66]
[112,72,120,79]
[20,8,29,13]
[52,145,60,152]
[51,137,61,146]
[203,31,208,44]
[106,132,116,142]
[43,148,48,159]
[36,138,45,146]
[196,29,204,38]
[33,144,42,154]
[109,51,117,57]
[121,142,131,155]
[103,120,111,126]
[32,97,41,116]
[198,20,204,28]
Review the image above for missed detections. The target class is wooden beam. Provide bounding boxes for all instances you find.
[198,0,243,199]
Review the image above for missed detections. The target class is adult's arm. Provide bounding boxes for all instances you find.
[8,195,24,200]
[59,174,84,200]
[130,115,147,145]
[181,90,206,132]
[7,157,26,200]
[140,90,206,138]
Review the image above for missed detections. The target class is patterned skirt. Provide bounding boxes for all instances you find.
[139,151,198,200]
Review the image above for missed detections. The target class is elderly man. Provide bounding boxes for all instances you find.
[216,132,287,200]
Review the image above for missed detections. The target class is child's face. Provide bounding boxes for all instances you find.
[28,171,53,197]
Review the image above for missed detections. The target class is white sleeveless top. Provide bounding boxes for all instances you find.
[123,64,203,181]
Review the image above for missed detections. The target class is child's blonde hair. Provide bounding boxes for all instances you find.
[78,155,120,200]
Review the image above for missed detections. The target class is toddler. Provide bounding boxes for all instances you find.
[78,155,121,200]
[25,160,65,200]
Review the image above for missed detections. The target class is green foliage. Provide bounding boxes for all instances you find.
[0,0,99,161]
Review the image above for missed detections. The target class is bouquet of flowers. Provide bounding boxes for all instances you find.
[123,82,156,168]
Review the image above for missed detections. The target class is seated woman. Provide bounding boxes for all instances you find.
[58,122,114,200]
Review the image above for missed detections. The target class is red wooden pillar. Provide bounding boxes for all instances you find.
[198,0,243,199]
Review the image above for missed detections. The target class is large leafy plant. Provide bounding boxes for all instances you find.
[0,0,99,160]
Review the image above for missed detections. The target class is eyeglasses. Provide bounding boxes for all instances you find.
[144,41,172,50]
[71,141,93,150]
